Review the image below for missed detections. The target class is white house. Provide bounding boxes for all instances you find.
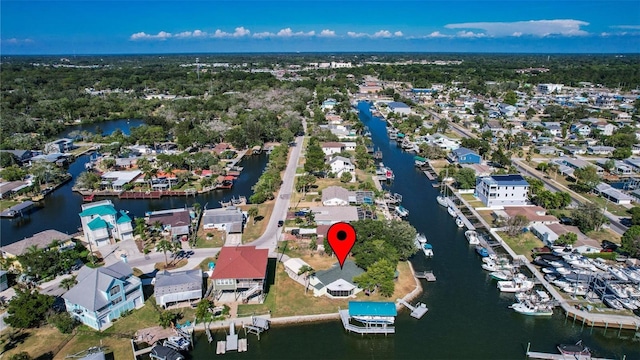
[475,174,530,207]
[570,124,591,137]
[79,200,134,248]
[387,102,411,115]
[537,83,563,94]
[342,142,357,151]
[321,142,345,156]
[310,206,359,225]
[201,207,244,233]
[592,122,617,136]
[329,156,356,182]
[309,260,364,298]
[154,269,203,308]
[530,223,560,246]
[321,186,350,206]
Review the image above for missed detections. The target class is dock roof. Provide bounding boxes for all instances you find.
[349,301,397,317]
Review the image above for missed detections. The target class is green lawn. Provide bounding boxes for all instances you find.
[586,229,621,244]
[0,200,19,211]
[497,231,544,260]
[583,194,629,217]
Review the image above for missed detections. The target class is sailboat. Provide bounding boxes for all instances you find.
[436,169,449,207]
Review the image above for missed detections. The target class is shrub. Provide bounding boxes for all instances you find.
[47,312,79,334]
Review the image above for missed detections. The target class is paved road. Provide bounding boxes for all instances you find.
[248,120,307,252]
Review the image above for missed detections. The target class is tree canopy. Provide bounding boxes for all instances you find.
[5,288,55,329]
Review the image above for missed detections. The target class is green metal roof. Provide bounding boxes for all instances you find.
[87,217,108,230]
[116,210,132,224]
[349,301,397,317]
[79,205,117,217]
[414,156,427,162]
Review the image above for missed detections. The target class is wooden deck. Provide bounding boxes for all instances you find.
[414,271,437,282]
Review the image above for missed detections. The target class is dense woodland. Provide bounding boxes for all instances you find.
[2,54,639,150]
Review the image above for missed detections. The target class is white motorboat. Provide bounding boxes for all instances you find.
[610,267,629,282]
[421,242,434,257]
[465,230,480,245]
[455,216,465,228]
[395,205,409,217]
[621,268,640,283]
[626,285,640,298]
[556,267,572,275]
[552,279,571,289]
[447,206,457,218]
[603,296,624,310]
[510,301,554,316]
[618,298,638,310]
[490,270,513,281]
[164,336,191,351]
[562,285,588,296]
[591,258,610,271]
[607,283,629,298]
[482,261,501,272]
[353,315,395,325]
[497,274,534,293]
[415,233,427,244]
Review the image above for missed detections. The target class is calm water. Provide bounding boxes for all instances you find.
[187,103,640,359]
[1,118,268,245]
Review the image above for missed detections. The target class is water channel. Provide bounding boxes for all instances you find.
[1,119,268,245]
[186,102,640,359]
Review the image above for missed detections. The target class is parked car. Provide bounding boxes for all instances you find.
[601,240,618,251]
[277,220,284,227]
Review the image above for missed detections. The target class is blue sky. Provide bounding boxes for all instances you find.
[1,0,639,54]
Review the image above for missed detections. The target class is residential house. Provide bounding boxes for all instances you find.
[342,142,357,151]
[146,208,192,240]
[498,103,517,117]
[536,146,562,156]
[212,143,232,155]
[475,174,530,207]
[570,123,591,137]
[448,147,482,164]
[283,258,313,284]
[557,157,604,175]
[625,158,640,172]
[210,246,268,302]
[44,138,74,154]
[63,261,144,331]
[594,183,634,205]
[0,150,33,164]
[0,230,74,267]
[79,200,134,248]
[0,270,8,292]
[329,156,356,182]
[310,206,359,225]
[201,207,244,234]
[0,181,29,199]
[100,170,142,191]
[322,186,350,206]
[591,122,617,136]
[562,145,587,156]
[596,159,632,175]
[542,122,563,137]
[537,83,563,94]
[321,142,345,156]
[496,206,559,225]
[309,260,364,298]
[114,157,138,170]
[154,269,203,308]
[321,98,337,111]
[587,146,616,156]
[387,102,411,115]
[482,121,506,137]
[530,223,560,246]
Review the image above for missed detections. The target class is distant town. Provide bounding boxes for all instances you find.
[1,54,640,359]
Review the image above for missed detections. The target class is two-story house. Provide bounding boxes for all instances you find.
[475,174,530,207]
[63,261,144,331]
[321,142,345,156]
[44,138,75,154]
[448,147,482,164]
[328,156,356,182]
[79,200,134,248]
[570,124,591,137]
[211,246,268,303]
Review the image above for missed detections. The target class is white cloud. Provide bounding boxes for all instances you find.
[130,31,172,40]
[456,31,486,38]
[275,28,315,37]
[319,29,336,37]
[394,31,403,37]
[253,31,274,38]
[445,19,590,37]
[212,27,251,38]
[175,29,208,38]
[372,30,393,38]
[425,31,450,38]
[347,31,368,38]
[347,30,403,38]
[611,25,640,30]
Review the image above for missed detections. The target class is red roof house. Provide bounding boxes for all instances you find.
[211,246,269,302]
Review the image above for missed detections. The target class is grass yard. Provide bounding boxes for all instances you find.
[0,327,72,360]
[154,259,188,271]
[583,194,629,217]
[476,210,496,227]
[460,193,477,202]
[586,229,621,244]
[498,231,544,260]
[0,200,19,211]
[197,257,217,272]
[193,231,225,248]
[241,201,275,243]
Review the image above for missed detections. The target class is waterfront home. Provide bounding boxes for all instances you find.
[321,142,345,156]
[342,142,357,151]
[201,207,244,234]
[0,181,29,199]
[556,157,604,175]
[154,269,203,308]
[448,147,482,164]
[328,156,356,182]
[0,229,74,267]
[475,174,530,208]
[310,206,359,225]
[44,138,75,154]
[0,150,33,164]
[100,170,142,191]
[210,246,268,303]
[310,260,364,298]
[63,261,144,331]
[387,102,411,116]
[593,183,634,205]
[114,157,138,170]
[146,209,192,240]
[212,143,232,155]
[530,223,560,246]
[587,146,616,156]
[79,200,134,248]
[494,206,559,226]
[322,186,350,206]
[0,270,8,292]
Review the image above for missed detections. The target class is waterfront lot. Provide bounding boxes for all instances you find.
[497,231,544,260]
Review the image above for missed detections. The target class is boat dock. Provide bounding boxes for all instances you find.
[414,271,437,282]
[338,309,395,335]
[445,197,476,231]
[0,200,34,218]
[525,351,611,360]
[396,299,429,319]
[422,162,438,180]
[216,322,248,354]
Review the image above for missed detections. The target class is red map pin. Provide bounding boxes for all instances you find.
[327,222,357,269]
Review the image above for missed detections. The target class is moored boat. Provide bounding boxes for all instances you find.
[436,195,448,207]
[475,245,489,257]
[510,301,554,316]
[455,216,465,228]
[421,243,434,257]
[447,206,457,217]
[465,230,480,245]
[490,270,513,281]
[557,341,591,357]
[395,205,409,217]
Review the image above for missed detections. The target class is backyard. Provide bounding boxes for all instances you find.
[497,231,544,260]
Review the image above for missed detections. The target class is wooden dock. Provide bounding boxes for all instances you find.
[526,351,609,360]
[396,299,429,319]
[414,271,436,282]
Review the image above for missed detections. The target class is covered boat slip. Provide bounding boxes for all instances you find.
[339,301,397,335]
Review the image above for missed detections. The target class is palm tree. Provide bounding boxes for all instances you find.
[297,265,315,294]
[169,241,182,265]
[248,206,259,225]
[60,275,77,291]
[156,239,173,267]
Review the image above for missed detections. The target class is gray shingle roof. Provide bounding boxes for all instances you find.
[63,261,137,312]
[0,229,72,257]
[314,260,364,289]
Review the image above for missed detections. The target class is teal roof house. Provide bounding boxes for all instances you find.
[62,261,144,331]
[79,200,133,248]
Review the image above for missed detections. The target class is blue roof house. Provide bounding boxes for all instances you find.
[79,200,133,248]
[63,261,144,331]
[475,174,530,207]
[449,147,482,164]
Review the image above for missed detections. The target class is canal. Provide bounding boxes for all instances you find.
[186,102,640,359]
[1,119,269,245]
